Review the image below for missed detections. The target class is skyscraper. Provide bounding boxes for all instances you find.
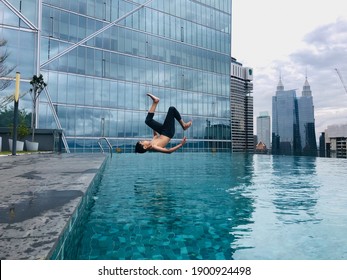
[257,111,270,149]
[298,77,317,156]
[323,124,347,158]
[230,57,253,152]
[0,0,232,152]
[272,77,317,156]
[272,78,300,155]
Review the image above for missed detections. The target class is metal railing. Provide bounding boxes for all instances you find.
[98,137,113,157]
[44,88,70,153]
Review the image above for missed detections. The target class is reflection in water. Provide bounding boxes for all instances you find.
[131,156,257,260]
[225,153,256,255]
[0,190,83,224]
[73,153,347,260]
[74,153,257,260]
[134,178,177,225]
[271,156,321,224]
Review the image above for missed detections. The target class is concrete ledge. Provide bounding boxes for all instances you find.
[0,153,107,259]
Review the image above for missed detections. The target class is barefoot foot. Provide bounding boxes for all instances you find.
[183,120,192,130]
[147,93,160,103]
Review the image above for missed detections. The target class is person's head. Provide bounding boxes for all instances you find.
[135,140,152,153]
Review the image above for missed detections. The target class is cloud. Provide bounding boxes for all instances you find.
[253,19,347,138]
[290,20,347,69]
[303,18,347,48]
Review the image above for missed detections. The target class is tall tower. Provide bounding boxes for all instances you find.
[230,57,254,152]
[272,75,317,156]
[272,77,301,155]
[257,112,271,149]
[277,75,284,91]
[298,77,317,156]
[302,76,312,96]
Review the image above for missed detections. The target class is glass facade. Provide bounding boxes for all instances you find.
[272,79,299,155]
[298,78,317,156]
[0,0,232,152]
[256,113,270,149]
[272,78,317,156]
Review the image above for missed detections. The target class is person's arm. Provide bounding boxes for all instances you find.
[152,137,187,154]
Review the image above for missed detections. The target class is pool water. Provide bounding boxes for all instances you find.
[74,153,347,260]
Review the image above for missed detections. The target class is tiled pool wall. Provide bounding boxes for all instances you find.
[48,157,109,260]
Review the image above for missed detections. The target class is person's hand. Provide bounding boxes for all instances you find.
[181,136,187,145]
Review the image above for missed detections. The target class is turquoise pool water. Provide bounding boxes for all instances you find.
[74,153,347,260]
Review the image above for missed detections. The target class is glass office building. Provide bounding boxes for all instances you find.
[256,112,270,149]
[0,0,232,152]
[272,77,317,156]
[298,78,317,156]
[272,78,300,155]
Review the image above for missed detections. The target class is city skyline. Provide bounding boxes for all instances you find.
[232,0,347,139]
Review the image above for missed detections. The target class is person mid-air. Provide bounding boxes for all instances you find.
[135,93,192,154]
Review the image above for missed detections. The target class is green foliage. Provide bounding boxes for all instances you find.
[0,107,31,140]
[30,74,47,101]
[17,110,31,140]
[0,107,14,127]
[29,74,47,141]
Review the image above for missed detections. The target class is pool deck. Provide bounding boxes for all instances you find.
[0,153,106,260]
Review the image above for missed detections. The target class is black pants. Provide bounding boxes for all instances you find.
[145,106,182,138]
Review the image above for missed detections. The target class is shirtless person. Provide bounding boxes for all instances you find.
[135,93,192,154]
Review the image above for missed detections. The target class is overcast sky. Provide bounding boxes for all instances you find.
[232,0,347,138]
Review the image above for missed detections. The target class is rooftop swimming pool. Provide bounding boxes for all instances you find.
[71,153,347,260]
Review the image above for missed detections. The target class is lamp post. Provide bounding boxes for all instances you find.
[12,72,20,156]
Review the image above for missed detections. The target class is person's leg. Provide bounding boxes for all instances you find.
[160,107,176,138]
[164,106,192,130]
[147,93,159,113]
[161,106,192,138]
[145,93,163,133]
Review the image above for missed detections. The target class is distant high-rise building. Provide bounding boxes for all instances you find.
[272,78,300,155]
[257,112,271,149]
[298,77,317,156]
[323,124,347,158]
[230,58,253,152]
[319,132,326,157]
[272,76,317,156]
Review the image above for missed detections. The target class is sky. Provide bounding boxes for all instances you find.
[232,0,347,138]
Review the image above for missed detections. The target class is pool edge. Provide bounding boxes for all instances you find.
[48,155,109,260]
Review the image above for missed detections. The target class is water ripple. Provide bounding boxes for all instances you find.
[71,153,347,260]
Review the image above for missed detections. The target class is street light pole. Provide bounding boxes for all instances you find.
[12,72,20,156]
